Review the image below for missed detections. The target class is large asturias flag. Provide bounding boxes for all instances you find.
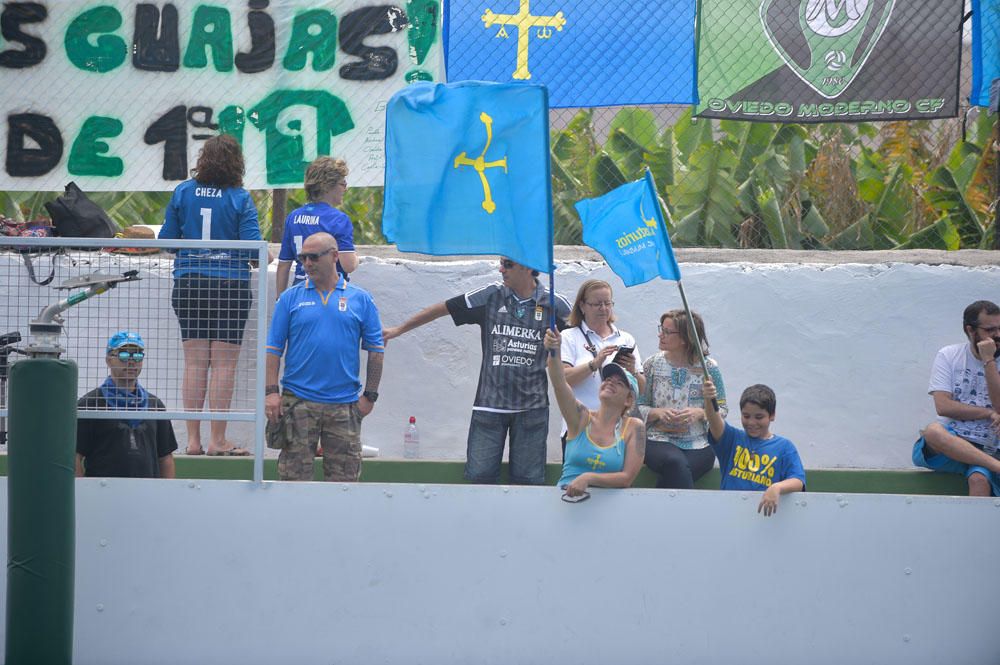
[576,171,681,287]
[971,0,1000,107]
[446,0,697,108]
[382,81,553,273]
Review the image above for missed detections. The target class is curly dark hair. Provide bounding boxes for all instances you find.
[191,134,245,188]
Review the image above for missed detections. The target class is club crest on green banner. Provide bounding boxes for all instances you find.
[761,0,894,99]
[697,0,962,123]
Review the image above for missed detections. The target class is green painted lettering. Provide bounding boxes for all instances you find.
[283,10,337,71]
[64,6,126,73]
[68,116,124,176]
[183,5,234,71]
[218,105,246,144]
[248,90,354,184]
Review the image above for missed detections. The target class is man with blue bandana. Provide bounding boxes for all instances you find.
[76,331,178,478]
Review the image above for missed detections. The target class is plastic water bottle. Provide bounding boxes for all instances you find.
[403,416,419,459]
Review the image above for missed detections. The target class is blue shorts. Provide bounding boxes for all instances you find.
[912,433,1000,495]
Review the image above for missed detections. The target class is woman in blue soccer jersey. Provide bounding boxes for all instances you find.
[545,329,646,498]
[274,156,357,297]
[158,134,263,456]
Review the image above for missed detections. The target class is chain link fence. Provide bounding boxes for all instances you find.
[1,1,993,252]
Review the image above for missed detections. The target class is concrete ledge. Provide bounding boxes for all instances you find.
[0,455,967,495]
[347,245,1000,267]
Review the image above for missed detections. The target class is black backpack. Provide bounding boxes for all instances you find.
[44,182,120,239]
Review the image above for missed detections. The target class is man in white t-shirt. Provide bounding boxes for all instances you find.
[913,300,1000,495]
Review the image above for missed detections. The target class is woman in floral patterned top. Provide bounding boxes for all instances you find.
[637,309,727,489]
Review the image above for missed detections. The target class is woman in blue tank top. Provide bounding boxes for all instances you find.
[544,330,646,497]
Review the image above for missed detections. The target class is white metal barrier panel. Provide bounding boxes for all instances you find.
[0,479,997,665]
[0,237,269,481]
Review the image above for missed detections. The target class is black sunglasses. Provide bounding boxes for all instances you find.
[297,248,335,263]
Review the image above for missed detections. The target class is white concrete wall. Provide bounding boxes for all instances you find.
[1,478,998,665]
[2,249,996,469]
[361,257,997,469]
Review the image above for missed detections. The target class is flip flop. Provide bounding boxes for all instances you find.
[185,448,205,456]
[207,447,251,457]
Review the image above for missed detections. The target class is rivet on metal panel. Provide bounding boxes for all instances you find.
[99,479,108,487]
[423,491,431,499]
[342,485,349,492]
[99,539,108,547]
[836,494,844,501]
[188,482,197,489]
[384,490,393,498]
[741,493,748,500]
[905,497,913,504]
[499,550,508,558]
[798,500,807,507]
[904,568,912,575]
[902,634,911,643]
[994,499,1000,507]
[500,618,508,626]
[503,487,510,493]
[669,491,677,498]
[838,500,848,508]
[96,604,104,612]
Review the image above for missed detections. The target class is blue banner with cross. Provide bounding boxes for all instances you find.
[445,0,698,108]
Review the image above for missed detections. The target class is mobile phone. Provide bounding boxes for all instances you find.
[613,346,634,364]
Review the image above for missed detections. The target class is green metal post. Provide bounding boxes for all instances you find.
[5,358,77,665]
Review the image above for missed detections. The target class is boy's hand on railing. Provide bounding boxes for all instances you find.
[758,485,781,517]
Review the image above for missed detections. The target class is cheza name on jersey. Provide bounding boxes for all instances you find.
[195,187,224,198]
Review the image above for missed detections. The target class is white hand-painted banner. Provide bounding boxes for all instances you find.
[0,0,442,191]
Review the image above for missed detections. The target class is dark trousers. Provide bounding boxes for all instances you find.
[644,441,716,489]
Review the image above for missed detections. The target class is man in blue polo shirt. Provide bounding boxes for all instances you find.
[265,232,384,481]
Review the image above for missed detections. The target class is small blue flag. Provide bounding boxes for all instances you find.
[576,171,681,286]
[446,0,698,108]
[382,81,553,273]
[971,0,1000,107]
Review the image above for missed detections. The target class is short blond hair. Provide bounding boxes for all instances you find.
[304,157,348,201]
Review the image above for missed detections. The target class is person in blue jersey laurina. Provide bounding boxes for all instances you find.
[158,134,264,456]
[275,156,358,297]
[544,328,646,499]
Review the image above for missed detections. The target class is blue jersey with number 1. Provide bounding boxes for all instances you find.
[279,202,355,282]
[159,179,262,280]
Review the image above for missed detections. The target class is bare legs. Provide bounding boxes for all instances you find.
[923,422,1000,496]
[208,341,240,452]
[181,339,242,454]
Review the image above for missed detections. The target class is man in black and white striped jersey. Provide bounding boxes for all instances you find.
[384,257,571,485]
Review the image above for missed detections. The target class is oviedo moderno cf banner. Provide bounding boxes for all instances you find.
[696,0,964,123]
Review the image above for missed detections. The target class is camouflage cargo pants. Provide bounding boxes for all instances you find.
[271,395,363,482]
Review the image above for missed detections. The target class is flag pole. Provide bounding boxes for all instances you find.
[541,86,558,350]
[645,168,718,410]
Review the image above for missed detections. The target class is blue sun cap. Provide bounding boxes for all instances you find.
[600,362,638,398]
[106,331,145,353]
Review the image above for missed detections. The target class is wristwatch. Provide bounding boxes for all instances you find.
[362,390,379,403]
[265,384,280,395]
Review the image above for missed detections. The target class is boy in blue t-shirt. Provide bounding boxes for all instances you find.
[703,378,805,516]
